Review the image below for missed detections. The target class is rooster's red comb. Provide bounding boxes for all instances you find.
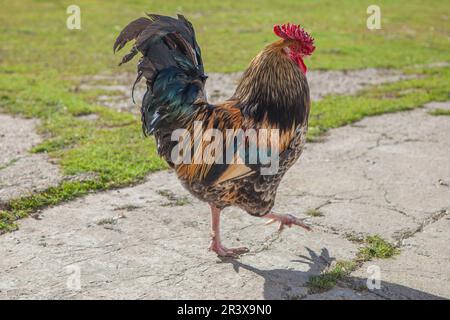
[273,23,315,56]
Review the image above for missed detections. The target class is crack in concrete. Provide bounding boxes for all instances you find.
[393,208,450,246]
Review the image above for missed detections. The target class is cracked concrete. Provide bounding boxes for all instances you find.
[1,100,449,299]
[352,215,450,300]
[0,115,62,203]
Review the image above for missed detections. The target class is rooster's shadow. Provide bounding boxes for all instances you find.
[218,247,445,300]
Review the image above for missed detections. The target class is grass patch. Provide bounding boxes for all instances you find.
[307,260,358,294]
[0,180,104,233]
[305,208,324,217]
[357,235,399,262]
[7,181,103,213]
[308,66,450,140]
[1,1,449,74]
[0,210,27,233]
[307,235,399,294]
[428,108,450,116]
[0,74,167,233]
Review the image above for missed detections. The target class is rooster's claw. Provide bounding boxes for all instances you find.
[265,213,312,232]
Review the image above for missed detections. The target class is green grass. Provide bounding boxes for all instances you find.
[307,260,358,294]
[0,1,449,232]
[428,109,450,116]
[356,235,399,262]
[0,180,104,232]
[307,235,399,293]
[0,75,168,184]
[305,208,324,217]
[1,1,449,74]
[0,74,167,233]
[308,66,450,140]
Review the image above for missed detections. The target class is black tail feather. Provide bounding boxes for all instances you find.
[114,14,208,139]
[114,14,205,86]
[113,17,152,53]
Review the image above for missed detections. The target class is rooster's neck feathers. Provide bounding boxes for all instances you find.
[232,40,310,132]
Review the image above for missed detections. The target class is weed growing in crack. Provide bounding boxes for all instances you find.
[344,232,365,243]
[157,189,191,207]
[357,235,399,262]
[305,208,324,217]
[306,234,399,294]
[307,260,358,294]
[113,204,142,211]
[96,217,117,226]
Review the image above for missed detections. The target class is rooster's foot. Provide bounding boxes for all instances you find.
[265,213,311,232]
[208,241,249,257]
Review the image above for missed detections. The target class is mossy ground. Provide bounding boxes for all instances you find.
[428,109,450,116]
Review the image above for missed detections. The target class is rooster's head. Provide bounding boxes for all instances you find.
[273,23,315,74]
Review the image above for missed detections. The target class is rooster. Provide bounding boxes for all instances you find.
[114,14,315,256]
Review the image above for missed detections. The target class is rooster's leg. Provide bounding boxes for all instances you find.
[208,204,249,257]
[264,212,311,232]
